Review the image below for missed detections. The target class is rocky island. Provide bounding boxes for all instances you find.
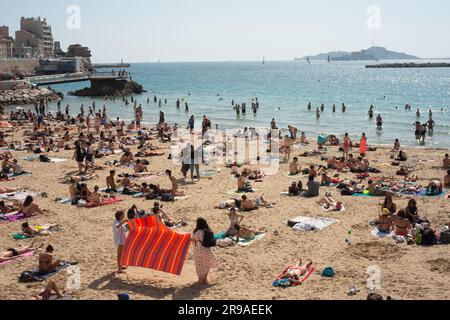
[366,62,450,68]
[69,78,144,97]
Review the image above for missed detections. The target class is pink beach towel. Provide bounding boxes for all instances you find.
[0,250,35,266]
[86,197,123,208]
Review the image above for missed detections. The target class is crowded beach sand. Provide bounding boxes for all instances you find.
[0,105,449,301]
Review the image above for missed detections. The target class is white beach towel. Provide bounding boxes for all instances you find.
[0,191,38,202]
[370,228,395,238]
[288,216,338,231]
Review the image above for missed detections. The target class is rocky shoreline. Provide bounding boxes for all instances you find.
[0,87,62,107]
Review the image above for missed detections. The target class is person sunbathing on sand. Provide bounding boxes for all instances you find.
[289,157,301,175]
[277,259,313,284]
[240,195,273,211]
[19,196,44,218]
[21,222,60,237]
[120,149,134,165]
[300,132,309,145]
[288,182,300,196]
[106,170,118,193]
[38,245,61,274]
[381,195,397,215]
[392,210,412,237]
[444,170,450,188]
[237,172,253,193]
[133,159,148,174]
[426,180,443,195]
[317,195,343,211]
[376,209,393,233]
[88,186,104,206]
[0,240,36,262]
[121,174,141,195]
[443,154,450,169]
[0,200,19,214]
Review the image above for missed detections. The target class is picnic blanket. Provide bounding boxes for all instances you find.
[0,250,35,266]
[120,215,191,276]
[288,216,339,230]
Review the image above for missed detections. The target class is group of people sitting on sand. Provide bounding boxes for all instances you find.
[375,196,447,245]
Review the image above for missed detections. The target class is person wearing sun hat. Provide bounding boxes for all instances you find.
[377,208,393,233]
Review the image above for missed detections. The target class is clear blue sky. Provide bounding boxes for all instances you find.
[1,0,449,62]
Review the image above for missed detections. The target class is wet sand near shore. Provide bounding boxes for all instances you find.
[0,124,449,300]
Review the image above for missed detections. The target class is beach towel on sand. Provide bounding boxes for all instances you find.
[0,191,37,202]
[21,262,73,282]
[0,250,35,266]
[86,197,123,208]
[288,216,338,231]
[121,215,191,276]
[0,212,38,223]
[399,188,448,198]
[371,228,395,238]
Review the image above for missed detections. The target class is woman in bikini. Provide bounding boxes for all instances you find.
[225,208,244,242]
[165,170,184,197]
[392,210,412,237]
[405,199,420,225]
[381,195,397,214]
[38,245,61,274]
[19,196,44,218]
[343,133,352,160]
[0,240,36,262]
[277,259,313,285]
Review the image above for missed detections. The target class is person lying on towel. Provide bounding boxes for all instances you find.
[275,259,313,286]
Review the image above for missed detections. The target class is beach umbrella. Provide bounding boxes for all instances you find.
[0,121,13,128]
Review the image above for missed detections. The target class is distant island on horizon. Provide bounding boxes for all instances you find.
[296,46,421,62]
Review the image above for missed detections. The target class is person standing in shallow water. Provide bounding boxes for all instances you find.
[376,114,383,129]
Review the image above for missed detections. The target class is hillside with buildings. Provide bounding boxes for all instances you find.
[0,17,93,80]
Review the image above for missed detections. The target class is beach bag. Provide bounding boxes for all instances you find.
[201,230,216,248]
[19,271,34,283]
[321,267,335,278]
[39,155,51,163]
[440,230,450,244]
[160,193,174,202]
[420,228,437,246]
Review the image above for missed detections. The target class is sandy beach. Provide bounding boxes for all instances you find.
[0,121,449,301]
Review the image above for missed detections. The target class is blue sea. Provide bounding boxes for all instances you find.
[12,60,450,148]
